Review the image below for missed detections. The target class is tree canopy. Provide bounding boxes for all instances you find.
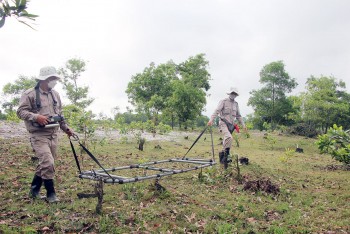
[248,61,297,130]
[58,58,94,109]
[126,53,211,128]
[1,75,37,114]
[301,76,348,132]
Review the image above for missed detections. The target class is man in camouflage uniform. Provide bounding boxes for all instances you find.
[207,87,247,167]
[17,66,74,203]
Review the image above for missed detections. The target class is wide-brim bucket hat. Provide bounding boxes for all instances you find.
[227,87,239,96]
[37,66,61,80]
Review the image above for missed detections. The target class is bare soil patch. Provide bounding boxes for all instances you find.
[0,120,197,142]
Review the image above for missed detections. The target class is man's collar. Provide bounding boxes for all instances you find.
[38,87,52,94]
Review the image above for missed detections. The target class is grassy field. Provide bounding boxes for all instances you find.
[0,128,349,233]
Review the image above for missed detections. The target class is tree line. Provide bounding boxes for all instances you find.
[1,56,349,137]
[247,61,350,136]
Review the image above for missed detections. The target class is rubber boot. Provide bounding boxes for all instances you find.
[29,175,42,199]
[44,179,60,203]
[219,151,225,164]
[225,148,232,163]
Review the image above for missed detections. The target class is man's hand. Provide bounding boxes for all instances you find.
[65,128,74,137]
[207,120,213,126]
[36,115,49,126]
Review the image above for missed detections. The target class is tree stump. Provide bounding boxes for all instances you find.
[138,138,145,151]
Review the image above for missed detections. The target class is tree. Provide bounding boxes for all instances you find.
[126,54,211,129]
[126,61,178,124]
[0,0,38,29]
[336,90,350,130]
[58,58,94,109]
[169,80,206,129]
[177,53,210,91]
[172,53,210,128]
[248,61,297,131]
[301,76,348,133]
[1,75,37,116]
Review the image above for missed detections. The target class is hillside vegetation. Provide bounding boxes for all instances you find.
[0,125,349,233]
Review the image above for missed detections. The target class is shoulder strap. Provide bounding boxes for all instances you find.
[34,82,41,109]
[50,91,58,106]
[34,82,58,108]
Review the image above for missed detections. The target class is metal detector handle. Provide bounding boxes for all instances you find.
[69,133,80,141]
[68,133,82,173]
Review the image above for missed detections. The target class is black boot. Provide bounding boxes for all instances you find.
[225,148,232,163]
[219,151,225,164]
[43,179,60,203]
[29,175,42,199]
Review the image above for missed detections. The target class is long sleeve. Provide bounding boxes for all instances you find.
[210,99,224,122]
[54,92,70,133]
[16,91,39,121]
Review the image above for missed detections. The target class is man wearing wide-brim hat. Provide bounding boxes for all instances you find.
[17,66,75,203]
[207,87,247,168]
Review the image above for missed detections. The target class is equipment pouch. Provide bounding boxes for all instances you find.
[220,118,235,134]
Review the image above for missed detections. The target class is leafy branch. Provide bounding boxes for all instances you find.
[0,0,38,29]
[316,124,350,165]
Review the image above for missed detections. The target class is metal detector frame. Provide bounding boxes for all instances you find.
[70,126,216,184]
[78,157,216,184]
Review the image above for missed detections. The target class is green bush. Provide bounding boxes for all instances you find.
[287,122,318,138]
[316,124,350,165]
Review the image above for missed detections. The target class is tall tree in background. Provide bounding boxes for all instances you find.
[58,58,94,109]
[171,53,210,128]
[1,75,37,119]
[58,58,96,147]
[126,61,177,124]
[248,61,297,130]
[302,76,349,133]
[126,54,211,128]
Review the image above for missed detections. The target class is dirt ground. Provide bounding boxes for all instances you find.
[0,120,197,142]
[0,120,29,139]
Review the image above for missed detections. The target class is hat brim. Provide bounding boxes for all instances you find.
[37,74,61,81]
[227,92,239,96]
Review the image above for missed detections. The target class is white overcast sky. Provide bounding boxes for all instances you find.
[1,0,350,118]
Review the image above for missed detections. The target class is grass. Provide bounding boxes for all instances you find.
[0,129,349,233]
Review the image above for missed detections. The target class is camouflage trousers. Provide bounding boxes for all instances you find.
[30,135,58,180]
[219,122,232,151]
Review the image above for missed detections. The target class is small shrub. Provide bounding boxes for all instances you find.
[316,124,350,165]
[287,123,318,138]
[279,148,295,162]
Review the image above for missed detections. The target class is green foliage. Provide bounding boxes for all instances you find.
[279,147,296,163]
[169,79,206,129]
[262,121,271,131]
[62,105,96,147]
[287,122,318,138]
[126,61,177,122]
[157,122,172,134]
[0,0,38,29]
[248,61,297,131]
[316,124,350,164]
[1,128,350,232]
[126,54,210,128]
[0,110,6,120]
[5,110,20,122]
[263,133,277,150]
[59,58,94,109]
[115,116,129,135]
[301,76,349,133]
[1,75,37,115]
